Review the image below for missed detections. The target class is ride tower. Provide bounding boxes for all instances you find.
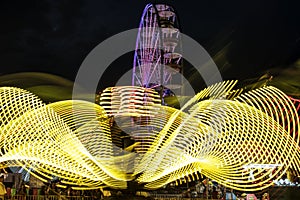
[99,3,185,191]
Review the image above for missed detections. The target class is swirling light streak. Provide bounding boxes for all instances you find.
[0,82,299,191]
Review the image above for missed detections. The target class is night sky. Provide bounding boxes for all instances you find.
[1,0,300,90]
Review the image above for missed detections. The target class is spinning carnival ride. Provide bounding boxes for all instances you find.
[0,3,300,192]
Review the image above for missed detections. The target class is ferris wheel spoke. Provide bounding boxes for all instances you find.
[146,56,161,86]
[164,72,172,85]
[134,73,143,86]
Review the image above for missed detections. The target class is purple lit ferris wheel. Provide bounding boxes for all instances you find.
[132,3,183,99]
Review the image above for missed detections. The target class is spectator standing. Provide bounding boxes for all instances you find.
[211,187,218,199]
[18,183,27,200]
[196,182,205,198]
[0,176,7,200]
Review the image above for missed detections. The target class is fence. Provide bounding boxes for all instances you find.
[4,195,95,200]
[151,193,219,200]
[153,199,216,200]
[151,194,217,199]
[4,195,221,200]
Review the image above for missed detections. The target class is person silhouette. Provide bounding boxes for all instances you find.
[0,175,7,200]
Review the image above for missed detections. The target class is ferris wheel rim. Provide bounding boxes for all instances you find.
[132,3,183,93]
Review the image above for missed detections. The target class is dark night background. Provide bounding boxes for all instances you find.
[0,0,300,92]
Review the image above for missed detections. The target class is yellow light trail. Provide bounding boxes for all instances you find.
[0,82,299,191]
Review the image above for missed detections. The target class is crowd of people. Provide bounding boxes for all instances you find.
[155,180,271,200]
[1,171,299,200]
[0,176,104,200]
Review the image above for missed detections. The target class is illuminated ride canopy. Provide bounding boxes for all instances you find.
[0,80,299,191]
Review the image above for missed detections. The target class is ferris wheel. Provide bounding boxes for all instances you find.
[132,3,183,99]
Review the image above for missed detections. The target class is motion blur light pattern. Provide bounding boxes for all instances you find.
[0,81,299,191]
[100,86,161,117]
